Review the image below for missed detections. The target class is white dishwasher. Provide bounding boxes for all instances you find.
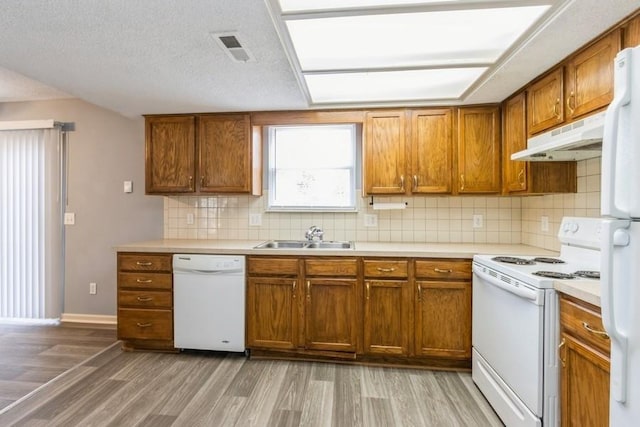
[173,254,245,352]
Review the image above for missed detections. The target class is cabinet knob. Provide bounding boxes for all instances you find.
[412,175,418,191]
[136,261,153,267]
[460,174,465,191]
[399,175,405,191]
[136,322,152,328]
[136,296,153,302]
[433,268,453,274]
[553,98,561,119]
[558,337,566,367]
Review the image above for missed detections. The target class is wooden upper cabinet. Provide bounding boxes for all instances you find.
[624,13,640,48]
[502,92,577,195]
[145,116,196,194]
[502,93,528,193]
[527,67,564,136]
[410,109,453,193]
[565,30,620,121]
[456,106,501,194]
[145,113,260,195]
[198,114,253,193]
[364,111,407,194]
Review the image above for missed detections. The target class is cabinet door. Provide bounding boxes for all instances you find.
[560,333,610,427]
[565,31,620,120]
[305,279,357,352]
[527,67,564,135]
[145,116,195,194]
[198,114,252,193]
[502,92,528,193]
[457,107,501,194]
[247,277,298,350]
[363,280,411,356]
[625,14,640,48]
[410,109,453,194]
[364,111,407,194]
[415,281,471,359]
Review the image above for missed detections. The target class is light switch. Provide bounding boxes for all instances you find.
[64,212,75,225]
[123,181,133,193]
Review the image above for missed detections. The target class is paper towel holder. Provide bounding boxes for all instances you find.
[368,196,408,207]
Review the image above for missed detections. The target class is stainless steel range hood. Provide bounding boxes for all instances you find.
[511,111,605,161]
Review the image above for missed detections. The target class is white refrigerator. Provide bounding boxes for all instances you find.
[601,45,640,426]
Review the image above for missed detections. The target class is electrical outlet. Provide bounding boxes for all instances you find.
[89,282,97,295]
[186,213,194,225]
[64,212,75,225]
[364,214,378,227]
[473,214,483,229]
[541,216,549,232]
[249,213,262,226]
[123,180,133,193]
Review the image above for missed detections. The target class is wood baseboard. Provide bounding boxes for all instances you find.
[60,313,117,326]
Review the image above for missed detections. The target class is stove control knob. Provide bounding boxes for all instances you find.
[569,223,579,233]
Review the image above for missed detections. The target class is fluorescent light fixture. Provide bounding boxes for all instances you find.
[305,68,487,103]
[270,0,555,105]
[286,7,550,71]
[279,0,456,13]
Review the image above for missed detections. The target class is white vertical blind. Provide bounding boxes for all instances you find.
[0,126,64,320]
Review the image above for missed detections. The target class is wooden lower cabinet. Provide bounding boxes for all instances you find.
[305,278,358,352]
[363,259,411,356]
[247,256,472,369]
[246,257,299,350]
[415,281,471,359]
[246,276,298,350]
[117,252,174,351]
[559,294,611,427]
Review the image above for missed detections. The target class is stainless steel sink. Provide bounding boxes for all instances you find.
[254,240,354,250]
[253,240,308,249]
[305,241,354,249]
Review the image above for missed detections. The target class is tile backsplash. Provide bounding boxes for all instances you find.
[163,158,600,251]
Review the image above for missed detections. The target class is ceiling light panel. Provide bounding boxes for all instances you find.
[286,6,550,71]
[279,0,456,13]
[304,68,487,104]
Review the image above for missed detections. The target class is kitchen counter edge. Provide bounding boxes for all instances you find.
[554,279,601,307]
[114,239,558,259]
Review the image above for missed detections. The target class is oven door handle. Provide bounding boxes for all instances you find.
[473,265,541,304]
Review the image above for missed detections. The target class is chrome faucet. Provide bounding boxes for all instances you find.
[305,225,324,242]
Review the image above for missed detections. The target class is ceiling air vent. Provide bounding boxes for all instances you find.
[211,32,255,63]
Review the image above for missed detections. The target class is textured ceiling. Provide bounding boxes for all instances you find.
[0,0,638,118]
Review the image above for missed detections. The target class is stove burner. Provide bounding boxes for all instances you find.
[492,256,535,265]
[573,270,600,279]
[533,271,575,279]
[533,257,565,264]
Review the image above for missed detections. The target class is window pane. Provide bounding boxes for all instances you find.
[268,124,357,211]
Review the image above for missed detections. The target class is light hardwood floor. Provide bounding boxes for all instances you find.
[0,323,117,411]
[0,341,503,427]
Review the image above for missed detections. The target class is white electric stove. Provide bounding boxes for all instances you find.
[472,217,602,427]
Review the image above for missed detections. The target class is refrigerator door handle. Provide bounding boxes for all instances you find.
[601,219,631,402]
[602,49,632,219]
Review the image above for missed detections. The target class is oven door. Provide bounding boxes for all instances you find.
[472,262,545,427]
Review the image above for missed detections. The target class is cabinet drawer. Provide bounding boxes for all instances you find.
[118,272,172,290]
[117,308,172,341]
[415,259,471,280]
[248,257,299,276]
[305,258,357,277]
[560,295,610,356]
[363,259,408,278]
[118,290,172,309]
[118,253,172,272]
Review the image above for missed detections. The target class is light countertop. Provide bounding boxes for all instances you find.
[554,279,601,307]
[114,239,559,259]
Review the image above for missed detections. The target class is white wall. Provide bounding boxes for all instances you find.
[0,99,163,317]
